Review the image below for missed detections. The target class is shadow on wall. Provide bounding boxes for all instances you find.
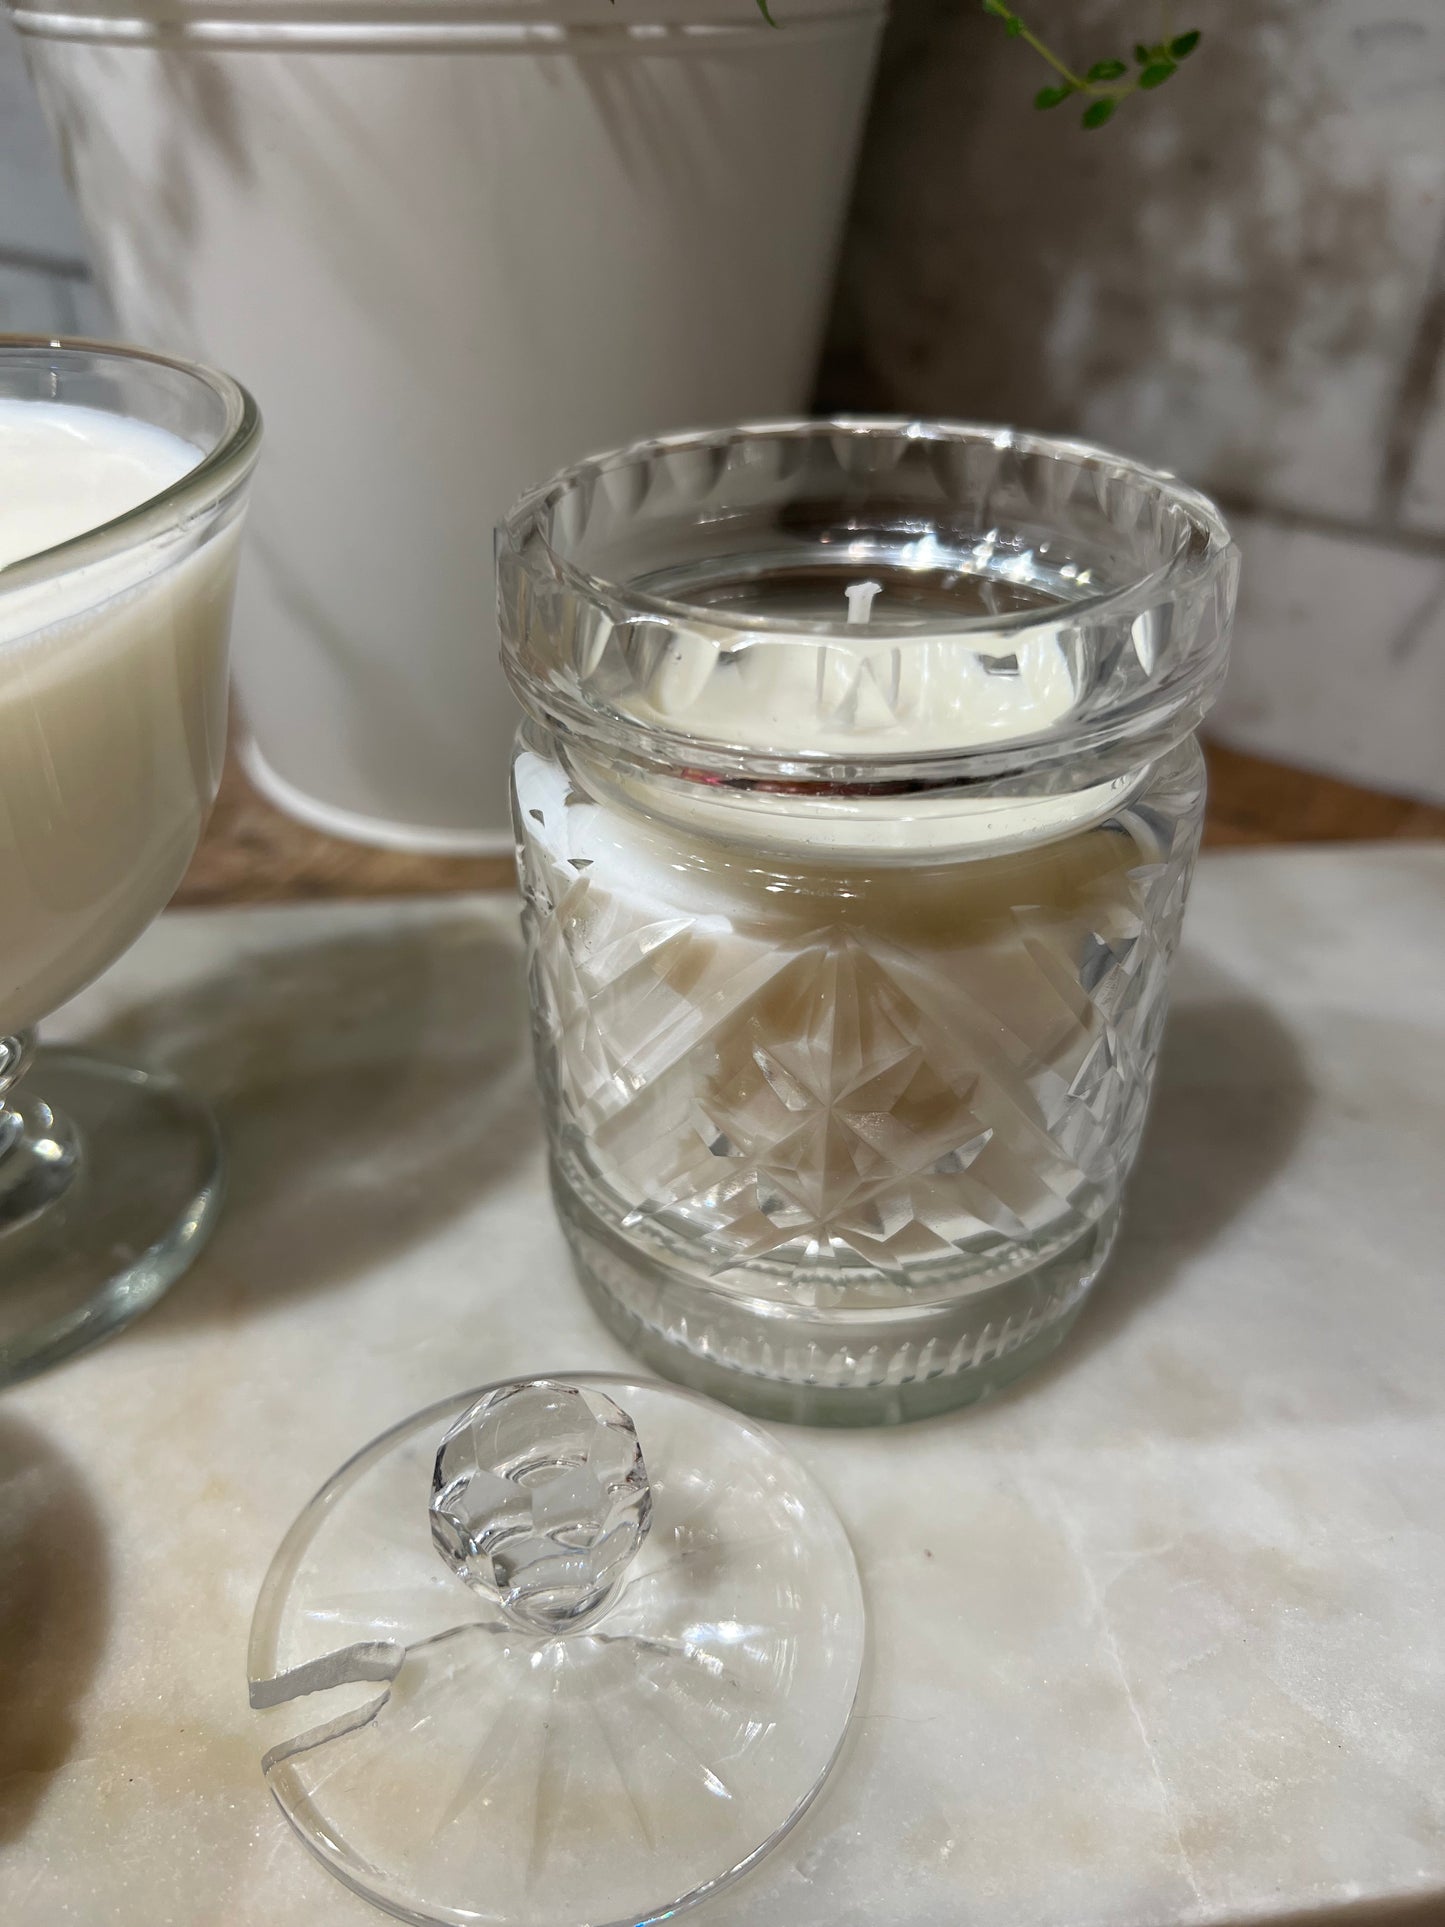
[819,0,1435,521]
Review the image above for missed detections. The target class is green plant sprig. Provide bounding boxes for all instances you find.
[980,1,1202,128]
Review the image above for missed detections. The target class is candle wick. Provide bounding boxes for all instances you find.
[845,579,882,625]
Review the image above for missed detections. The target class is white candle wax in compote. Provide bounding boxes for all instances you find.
[0,399,194,569]
[0,401,236,1034]
[518,566,1177,1297]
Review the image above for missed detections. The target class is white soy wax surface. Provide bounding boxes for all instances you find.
[626,556,1081,762]
[0,398,195,568]
[0,400,235,1035]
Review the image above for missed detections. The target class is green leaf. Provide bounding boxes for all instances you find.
[1169,29,1201,58]
[754,0,777,21]
[1133,41,1152,63]
[1138,59,1177,87]
[1085,57,1128,81]
[1004,14,1022,32]
[1081,97,1117,128]
[1034,83,1073,108]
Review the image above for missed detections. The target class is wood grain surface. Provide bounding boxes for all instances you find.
[175,740,1445,909]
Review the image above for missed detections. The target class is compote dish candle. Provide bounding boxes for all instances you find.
[0,339,259,1384]
[500,421,1238,1424]
[1,401,228,1030]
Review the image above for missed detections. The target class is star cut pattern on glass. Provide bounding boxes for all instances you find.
[520,779,1198,1298]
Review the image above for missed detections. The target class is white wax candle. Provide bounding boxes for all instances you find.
[632,611,1079,755]
[0,402,236,1034]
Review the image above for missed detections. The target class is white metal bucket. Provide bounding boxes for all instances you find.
[14,0,884,848]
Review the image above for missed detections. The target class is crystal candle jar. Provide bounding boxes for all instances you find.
[499,421,1238,1423]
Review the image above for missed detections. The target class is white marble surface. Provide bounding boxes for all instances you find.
[2,844,1444,1926]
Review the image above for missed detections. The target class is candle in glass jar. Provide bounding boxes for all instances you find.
[0,400,237,1034]
[503,420,1232,1417]
[517,563,1170,1292]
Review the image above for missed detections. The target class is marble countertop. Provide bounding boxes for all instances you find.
[3,843,1444,1926]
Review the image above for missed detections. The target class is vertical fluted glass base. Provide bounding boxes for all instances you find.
[559,1157,1117,1425]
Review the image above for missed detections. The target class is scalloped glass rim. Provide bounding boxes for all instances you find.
[502,415,1235,641]
[497,416,1239,780]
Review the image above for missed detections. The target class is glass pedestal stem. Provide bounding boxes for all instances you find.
[0,1039,224,1386]
[0,1030,81,1233]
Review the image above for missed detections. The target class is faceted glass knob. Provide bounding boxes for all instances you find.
[429,1380,652,1635]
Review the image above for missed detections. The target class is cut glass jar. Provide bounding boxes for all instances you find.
[498,420,1239,1423]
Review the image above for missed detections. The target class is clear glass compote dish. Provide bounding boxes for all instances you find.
[249,1374,864,1927]
[0,337,260,1383]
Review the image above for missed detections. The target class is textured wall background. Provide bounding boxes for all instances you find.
[0,1,1441,799]
[822,0,1445,800]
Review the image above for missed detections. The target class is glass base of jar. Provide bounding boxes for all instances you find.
[555,1161,1119,1426]
[0,1048,224,1386]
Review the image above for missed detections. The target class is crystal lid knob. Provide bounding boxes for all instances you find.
[430,1379,652,1635]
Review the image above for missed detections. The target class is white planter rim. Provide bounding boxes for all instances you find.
[240,737,517,856]
[8,0,884,48]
